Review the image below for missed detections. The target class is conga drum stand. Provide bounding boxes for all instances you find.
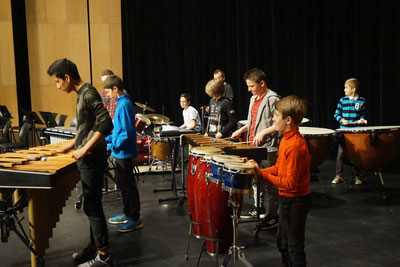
[221,197,246,267]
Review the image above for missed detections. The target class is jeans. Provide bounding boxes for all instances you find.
[112,157,141,220]
[277,194,312,267]
[77,146,109,252]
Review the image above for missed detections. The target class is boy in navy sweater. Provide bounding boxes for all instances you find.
[104,75,143,232]
[332,78,367,184]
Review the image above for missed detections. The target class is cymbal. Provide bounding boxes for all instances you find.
[135,113,151,125]
[135,102,155,112]
[146,114,170,124]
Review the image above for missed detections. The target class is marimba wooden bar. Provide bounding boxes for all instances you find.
[0,141,78,267]
[183,134,267,162]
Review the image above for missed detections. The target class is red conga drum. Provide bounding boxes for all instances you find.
[299,127,335,171]
[335,126,400,170]
[186,147,222,238]
[200,155,243,255]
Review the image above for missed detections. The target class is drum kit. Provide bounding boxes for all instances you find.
[185,147,255,265]
[134,102,173,165]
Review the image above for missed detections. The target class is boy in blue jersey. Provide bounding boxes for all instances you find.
[104,75,143,232]
[332,78,367,184]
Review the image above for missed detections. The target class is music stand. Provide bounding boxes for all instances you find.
[0,106,12,119]
[39,111,58,128]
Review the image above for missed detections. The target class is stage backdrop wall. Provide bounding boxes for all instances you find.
[0,0,19,126]
[122,0,400,129]
[24,0,122,126]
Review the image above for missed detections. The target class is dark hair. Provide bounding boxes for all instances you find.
[180,93,191,102]
[47,58,81,80]
[243,68,267,84]
[101,69,114,76]
[103,75,124,90]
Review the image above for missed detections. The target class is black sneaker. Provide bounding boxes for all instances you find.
[256,214,279,230]
[240,206,266,219]
[72,244,97,264]
[78,253,113,267]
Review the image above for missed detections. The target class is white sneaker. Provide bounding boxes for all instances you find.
[354,176,363,185]
[332,175,344,184]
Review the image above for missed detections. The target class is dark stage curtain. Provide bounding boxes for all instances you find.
[121,0,400,129]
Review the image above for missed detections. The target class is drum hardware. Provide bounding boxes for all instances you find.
[221,196,246,267]
[0,195,44,267]
[134,102,155,113]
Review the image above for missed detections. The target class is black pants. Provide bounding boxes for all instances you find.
[277,194,312,267]
[113,157,141,220]
[77,147,109,252]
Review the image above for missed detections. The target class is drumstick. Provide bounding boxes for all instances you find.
[229,141,251,145]
[213,137,232,142]
[205,117,210,134]
[348,119,368,125]
[217,114,221,133]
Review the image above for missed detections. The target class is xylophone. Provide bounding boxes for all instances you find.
[0,141,78,267]
[43,126,76,144]
[183,133,267,162]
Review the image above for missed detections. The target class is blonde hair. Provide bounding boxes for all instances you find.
[205,79,224,98]
[275,95,307,125]
[345,78,359,92]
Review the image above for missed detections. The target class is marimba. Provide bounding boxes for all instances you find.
[0,141,78,267]
[183,134,267,162]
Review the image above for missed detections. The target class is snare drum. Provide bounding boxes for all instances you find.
[222,162,254,194]
[299,127,335,171]
[135,113,151,133]
[186,147,222,238]
[335,126,400,170]
[150,138,174,160]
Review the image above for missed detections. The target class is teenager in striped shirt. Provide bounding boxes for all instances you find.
[332,78,367,184]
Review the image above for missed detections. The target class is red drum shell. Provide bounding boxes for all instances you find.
[299,127,335,172]
[338,126,400,170]
[186,155,203,238]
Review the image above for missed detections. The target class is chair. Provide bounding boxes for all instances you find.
[0,122,31,153]
[56,114,68,126]
[0,120,11,143]
[70,116,77,127]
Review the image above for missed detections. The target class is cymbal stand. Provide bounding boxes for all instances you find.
[0,193,44,267]
[221,195,245,267]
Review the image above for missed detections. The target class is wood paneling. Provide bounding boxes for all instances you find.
[0,0,18,126]
[25,0,122,126]
[89,0,123,92]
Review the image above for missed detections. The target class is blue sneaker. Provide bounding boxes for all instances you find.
[118,218,144,232]
[108,213,128,225]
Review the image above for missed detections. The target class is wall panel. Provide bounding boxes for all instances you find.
[0,0,18,125]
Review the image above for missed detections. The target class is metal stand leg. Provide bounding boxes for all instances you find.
[222,196,245,267]
[376,171,388,200]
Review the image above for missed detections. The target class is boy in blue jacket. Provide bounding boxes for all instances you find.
[104,75,143,232]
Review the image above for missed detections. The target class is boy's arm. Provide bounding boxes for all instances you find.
[258,147,303,190]
[334,101,344,124]
[108,104,134,151]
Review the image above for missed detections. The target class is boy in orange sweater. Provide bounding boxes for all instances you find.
[248,95,311,267]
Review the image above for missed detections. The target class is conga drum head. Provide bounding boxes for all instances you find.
[299,127,335,171]
[335,126,400,169]
[190,146,223,157]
